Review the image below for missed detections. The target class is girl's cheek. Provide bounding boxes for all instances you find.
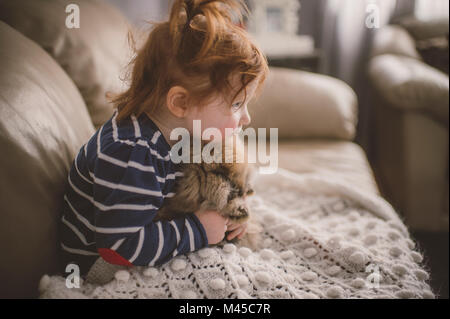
[223,118,242,137]
[228,114,241,129]
[221,125,234,138]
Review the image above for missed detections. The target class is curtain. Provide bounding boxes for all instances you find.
[316,0,416,155]
[318,0,397,82]
[104,0,169,27]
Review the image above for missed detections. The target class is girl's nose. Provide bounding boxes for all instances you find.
[240,107,251,126]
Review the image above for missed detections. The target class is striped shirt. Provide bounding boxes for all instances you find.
[60,110,208,275]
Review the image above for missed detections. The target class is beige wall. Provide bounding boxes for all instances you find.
[104,0,169,27]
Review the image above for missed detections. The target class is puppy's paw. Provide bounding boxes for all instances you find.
[231,205,250,222]
[223,200,250,223]
[238,232,263,251]
[239,218,263,250]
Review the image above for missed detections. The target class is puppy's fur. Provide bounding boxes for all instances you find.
[155,137,262,249]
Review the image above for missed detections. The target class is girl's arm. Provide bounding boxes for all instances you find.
[92,140,208,267]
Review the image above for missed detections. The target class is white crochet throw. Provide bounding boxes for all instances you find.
[39,169,435,299]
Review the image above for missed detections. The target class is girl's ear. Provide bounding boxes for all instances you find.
[166,86,189,118]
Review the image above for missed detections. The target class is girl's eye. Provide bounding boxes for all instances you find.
[232,102,242,110]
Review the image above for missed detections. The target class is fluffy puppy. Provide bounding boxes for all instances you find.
[155,137,262,249]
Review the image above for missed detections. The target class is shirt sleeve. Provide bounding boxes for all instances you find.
[92,139,208,267]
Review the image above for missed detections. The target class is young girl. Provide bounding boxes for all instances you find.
[60,0,269,277]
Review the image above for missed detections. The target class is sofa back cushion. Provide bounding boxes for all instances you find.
[0,21,95,298]
[0,0,133,128]
[248,67,358,141]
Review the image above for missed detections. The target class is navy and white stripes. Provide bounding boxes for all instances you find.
[60,110,208,275]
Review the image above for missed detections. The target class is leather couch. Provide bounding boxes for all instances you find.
[0,0,377,298]
[368,20,449,232]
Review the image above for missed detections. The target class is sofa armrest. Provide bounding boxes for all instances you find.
[248,67,358,140]
[368,54,449,127]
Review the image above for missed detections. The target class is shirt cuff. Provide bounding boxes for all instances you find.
[188,213,209,247]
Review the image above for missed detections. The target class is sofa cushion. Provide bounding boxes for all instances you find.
[369,54,449,127]
[248,67,358,141]
[0,0,133,128]
[0,21,95,298]
[275,140,379,196]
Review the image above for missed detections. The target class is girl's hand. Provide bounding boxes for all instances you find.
[194,210,228,245]
[226,220,248,241]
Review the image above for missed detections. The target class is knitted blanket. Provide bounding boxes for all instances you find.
[39,169,435,299]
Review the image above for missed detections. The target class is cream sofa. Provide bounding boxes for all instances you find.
[0,0,378,298]
[368,22,449,232]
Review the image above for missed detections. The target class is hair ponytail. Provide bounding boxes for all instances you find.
[113,0,268,123]
[170,0,248,60]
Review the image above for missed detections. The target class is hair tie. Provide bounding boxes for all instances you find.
[183,17,192,33]
[183,0,196,32]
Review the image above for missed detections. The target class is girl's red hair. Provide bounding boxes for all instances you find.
[112,0,269,122]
